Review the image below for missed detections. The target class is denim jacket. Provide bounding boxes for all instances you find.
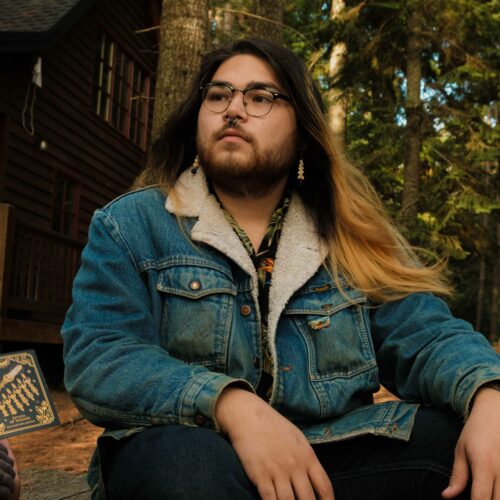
[62,169,500,494]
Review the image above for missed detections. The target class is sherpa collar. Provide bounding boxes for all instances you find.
[165,168,329,353]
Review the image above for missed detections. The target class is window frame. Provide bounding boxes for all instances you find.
[93,33,152,150]
[51,171,81,240]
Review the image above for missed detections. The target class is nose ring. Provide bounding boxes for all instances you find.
[226,116,238,127]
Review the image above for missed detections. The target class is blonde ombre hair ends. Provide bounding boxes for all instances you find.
[137,38,451,302]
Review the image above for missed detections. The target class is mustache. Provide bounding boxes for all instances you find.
[214,124,252,142]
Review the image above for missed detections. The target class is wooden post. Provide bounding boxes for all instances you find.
[0,203,15,319]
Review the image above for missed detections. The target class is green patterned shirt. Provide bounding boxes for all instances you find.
[220,195,290,399]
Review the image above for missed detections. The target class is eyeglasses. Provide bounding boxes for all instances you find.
[199,82,290,117]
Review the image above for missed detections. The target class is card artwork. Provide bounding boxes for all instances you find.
[0,350,60,438]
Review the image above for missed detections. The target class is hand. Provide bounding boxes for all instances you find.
[441,386,500,500]
[215,387,334,500]
[0,441,19,500]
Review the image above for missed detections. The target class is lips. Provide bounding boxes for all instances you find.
[217,128,249,142]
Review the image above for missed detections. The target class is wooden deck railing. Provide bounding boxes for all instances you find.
[0,203,84,330]
[9,221,83,320]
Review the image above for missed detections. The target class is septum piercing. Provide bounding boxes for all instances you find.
[227,116,238,127]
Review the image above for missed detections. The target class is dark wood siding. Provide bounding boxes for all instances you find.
[0,0,157,241]
[0,0,157,337]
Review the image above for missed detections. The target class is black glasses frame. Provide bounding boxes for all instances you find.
[199,82,290,116]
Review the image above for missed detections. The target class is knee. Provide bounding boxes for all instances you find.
[106,425,256,500]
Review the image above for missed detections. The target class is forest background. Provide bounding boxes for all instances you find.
[150,0,499,342]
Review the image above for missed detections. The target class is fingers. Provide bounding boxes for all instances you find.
[442,443,469,499]
[258,473,333,500]
[255,477,277,500]
[308,462,335,500]
[274,475,296,500]
[470,477,494,500]
[470,462,495,500]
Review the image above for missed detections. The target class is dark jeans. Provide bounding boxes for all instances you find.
[105,407,470,500]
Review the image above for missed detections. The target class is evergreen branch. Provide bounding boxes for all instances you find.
[136,25,160,34]
[216,7,318,51]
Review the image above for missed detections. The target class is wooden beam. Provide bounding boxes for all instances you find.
[0,203,15,317]
[0,318,62,344]
[0,113,9,202]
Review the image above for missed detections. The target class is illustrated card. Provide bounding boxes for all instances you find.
[0,350,60,438]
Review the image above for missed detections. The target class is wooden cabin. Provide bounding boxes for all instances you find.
[0,0,160,344]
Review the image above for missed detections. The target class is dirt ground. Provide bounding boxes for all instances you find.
[9,388,102,475]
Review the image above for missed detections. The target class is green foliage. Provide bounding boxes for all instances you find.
[204,0,498,337]
[282,0,499,337]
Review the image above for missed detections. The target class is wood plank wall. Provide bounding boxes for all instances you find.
[0,0,157,242]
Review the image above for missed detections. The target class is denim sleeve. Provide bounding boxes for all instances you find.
[370,293,500,419]
[62,210,253,431]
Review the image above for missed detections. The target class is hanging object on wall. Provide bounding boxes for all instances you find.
[21,57,43,136]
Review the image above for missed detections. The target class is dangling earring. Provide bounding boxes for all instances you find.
[297,156,305,183]
[191,155,200,175]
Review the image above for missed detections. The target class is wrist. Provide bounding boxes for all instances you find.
[215,386,256,435]
[471,381,500,409]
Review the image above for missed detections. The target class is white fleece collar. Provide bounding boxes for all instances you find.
[165,168,329,376]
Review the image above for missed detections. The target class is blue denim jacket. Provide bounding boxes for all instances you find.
[62,170,500,494]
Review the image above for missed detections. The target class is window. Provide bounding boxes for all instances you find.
[52,172,80,238]
[93,34,151,149]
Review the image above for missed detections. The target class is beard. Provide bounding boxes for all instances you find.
[196,129,298,198]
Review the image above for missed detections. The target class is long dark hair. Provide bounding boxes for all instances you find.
[135,37,335,238]
[135,38,450,301]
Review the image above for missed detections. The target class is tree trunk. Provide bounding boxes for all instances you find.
[252,0,285,43]
[475,213,488,332]
[475,256,486,332]
[401,7,423,220]
[490,220,500,342]
[327,0,347,150]
[152,0,209,140]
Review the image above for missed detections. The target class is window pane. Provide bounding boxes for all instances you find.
[52,209,62,232]
[93,33,150,146]
[52,173,79,237]
[62,213,71,236]
[111,100,120,129]
[64,182,74,211]
[55,176,66,208]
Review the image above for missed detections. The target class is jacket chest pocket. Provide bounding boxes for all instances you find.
[157,265,237,368]
[284,290,376,380]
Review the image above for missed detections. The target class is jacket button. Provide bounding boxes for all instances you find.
[240,305,252,316]
[189,280,201,290]
[253,356,260,369]
[194,414,207,426]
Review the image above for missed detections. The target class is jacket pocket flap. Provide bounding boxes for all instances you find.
[157,266,237,299]
[284,289,366,315]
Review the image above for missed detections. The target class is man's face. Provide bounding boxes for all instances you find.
[196,54,299,197]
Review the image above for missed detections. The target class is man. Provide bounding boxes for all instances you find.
[62,38,500,500]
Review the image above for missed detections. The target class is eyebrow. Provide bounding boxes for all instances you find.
[210,79,284,93]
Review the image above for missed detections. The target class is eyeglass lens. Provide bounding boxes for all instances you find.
[202,85,275,116]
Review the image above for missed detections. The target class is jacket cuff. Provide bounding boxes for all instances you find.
[177,371,255,432]
[462,374,500,420]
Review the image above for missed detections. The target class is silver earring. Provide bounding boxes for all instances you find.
[191,155,200,175]
[297,156,305,183]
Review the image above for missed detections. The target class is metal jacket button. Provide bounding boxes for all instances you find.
[189,280,201,290]
[194,414,207,426]
[240,305,252,316]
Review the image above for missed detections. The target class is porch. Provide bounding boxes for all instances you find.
[0,204,83,344]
